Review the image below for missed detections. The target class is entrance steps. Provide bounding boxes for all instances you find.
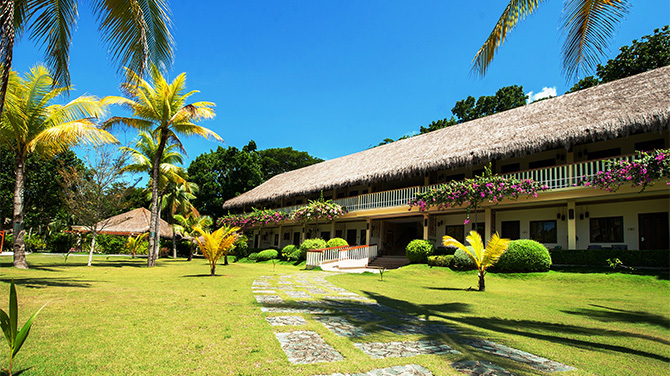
[367,256,410,270]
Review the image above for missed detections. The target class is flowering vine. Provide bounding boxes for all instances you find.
[409,164,548,223]
[290,194,347,235]
[581,149,670,192]
[217,208,289,232]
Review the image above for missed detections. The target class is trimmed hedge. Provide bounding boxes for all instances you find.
[256,249,279,261]
[453,247,477,270]
[550,249,669,268]
[434,246,456,256]
[496,239,551,272]
[405,239,435,263]
[248,252,259,261]
[326,237,348,248]
[298,238,327,261]
[428,255,454,267]
[281,245,298,260]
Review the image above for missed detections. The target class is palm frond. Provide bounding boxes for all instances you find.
[472,0,544,77]
[26,0,77,87]
[102,116,153,131]
[443,235,477,265]
[465,231,484,263]
[481,233,511,267]
[560,0,629,79]
[29,120,118,156]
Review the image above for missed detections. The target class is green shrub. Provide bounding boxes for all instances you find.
[282,245,298,260]
[298,238,327,261]
[92,234,127,254]
[25,234,46,252]
[46,232,75,253]
[453,247,477,270]
[496,239,552,272]
[428,255,454,267]
[248,252,259,261]
[549,249,669,268]
[232,235,250,258]
[256,249,279,261]
[405,239,435,263]
[326,237,348,248]
[434,246,456,256]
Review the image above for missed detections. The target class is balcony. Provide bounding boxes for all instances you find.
[276,155,635,215]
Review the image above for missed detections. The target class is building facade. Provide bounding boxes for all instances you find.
[223,67,670,254]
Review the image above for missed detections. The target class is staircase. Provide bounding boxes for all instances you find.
[367,256,410,270]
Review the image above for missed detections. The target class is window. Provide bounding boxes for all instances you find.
[445,225,465,243]
[501,163,520,173]
[501,221,520,240]
[274,234,279,246]
[588,147,621,160]
[529,220,557,243]
[635,138,665,152]
[529,158,556,169]
[590,217,623,242]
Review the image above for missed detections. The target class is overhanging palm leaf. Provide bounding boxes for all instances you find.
[443,230,510,291]
[472,0,629,79]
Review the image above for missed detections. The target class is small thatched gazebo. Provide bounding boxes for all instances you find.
[74,207,174,238]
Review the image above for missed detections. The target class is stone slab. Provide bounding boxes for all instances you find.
[315,364,434,376]
[314,315,368,337]
[451,360,516,376]
[265,316,308,326]
[261,307,330,314]
[255,294,283,304]
[461,339,576,372]
[354,340,460,359]
[380,324,459,335]
[275,331,343,364]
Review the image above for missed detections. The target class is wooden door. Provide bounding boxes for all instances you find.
[638,212,669,250]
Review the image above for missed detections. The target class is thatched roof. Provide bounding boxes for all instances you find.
[75,207,174,238]
[224,66,670,209]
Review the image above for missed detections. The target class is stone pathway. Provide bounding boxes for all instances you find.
[275,331,344,364]
[461,339,576,373]
[253,272,575,375]
[451,360,517,376]
[354,340,460,358]
[316,364,434,376]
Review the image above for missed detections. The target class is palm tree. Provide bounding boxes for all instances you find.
[473,0,630,79]
[125,233,148,258]
[174,211,213,261]
[0,0,174,117]
[443,231,511,291]
[194,225,240,276]
[162,180,198,258]
[104,65,221,267]
[121,130,186,261]
[0,65,117,269]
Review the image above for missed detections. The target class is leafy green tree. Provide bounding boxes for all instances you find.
[104,65,221,267]
[188,141,263,220]
[568,26,670,93]
[473,0,630,79]
[451,85,527,123]
[258,147,323,180]
[162,180,198,258]
[0,0,174,117]
[0,66,117,269]
[420,117,458,134]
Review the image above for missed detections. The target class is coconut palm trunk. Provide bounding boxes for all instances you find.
[171,224,177,258]
[12,155,27,269]
[147,130,168,267]
[478,271,486,292]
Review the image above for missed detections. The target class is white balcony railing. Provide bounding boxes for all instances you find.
[277,155,636,215]
[306,244,378,269]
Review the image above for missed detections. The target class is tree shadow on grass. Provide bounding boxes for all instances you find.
[0,277,93,289]
[181,274,229,278]
[562,304,670,330]
[425,286,480,292]
[360,291,670,363]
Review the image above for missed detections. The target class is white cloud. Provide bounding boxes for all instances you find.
[526,86,557,103]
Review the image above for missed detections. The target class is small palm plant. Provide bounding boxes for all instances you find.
[125,233,148,259]
[443,231,510,291]
[194,226,240,276]
[1,280,46,376]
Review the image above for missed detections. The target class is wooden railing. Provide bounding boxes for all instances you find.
[276,155,637,215]
[306,244,378,269]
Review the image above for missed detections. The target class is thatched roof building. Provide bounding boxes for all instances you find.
[75,207,174,238]
[224,66,670,209]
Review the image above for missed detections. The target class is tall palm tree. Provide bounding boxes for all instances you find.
[472,0,630,79]
[105,65,222,267]
[0,0,174,117]
[121,130,186,261]
[0,65,117,269]
[174,211,213,261]
[162,180,198,258]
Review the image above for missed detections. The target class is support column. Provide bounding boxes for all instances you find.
[278,225,283,248]
[484,208,492,241]
[567,201,577,250]
[366,219,371,245]
[330,221,336,240]
[301,225,306,243]
[423,214,429,240]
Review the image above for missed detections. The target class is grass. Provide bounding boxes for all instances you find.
[0,254,668,375]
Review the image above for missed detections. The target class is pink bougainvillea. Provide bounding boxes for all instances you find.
[580,149,670,192]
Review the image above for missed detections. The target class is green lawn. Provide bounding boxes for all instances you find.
[0,254,668,375]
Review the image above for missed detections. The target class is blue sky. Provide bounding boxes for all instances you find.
[11,1,669,164]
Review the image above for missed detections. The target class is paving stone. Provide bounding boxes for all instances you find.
[270,286,295,291]
[338,307,384,322]
[261,307,330,314]
[338,292,362,296]
[286,290,312,298]
[330,287,349,292]
[315,315,368,337]
[380,324,459,335]
[323,295,374,302]
[363,303,402,313]
[255,294,283,304]
[252,281,270,286]
[252,289,277,294]
[451,360,516,376]
[307,288,329,295]
[265,315,308,326]
[395,314,427,322]
[275,331,344,364]
[315,364,434,376]
[354,340,460,359]
[461,339,576,373]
